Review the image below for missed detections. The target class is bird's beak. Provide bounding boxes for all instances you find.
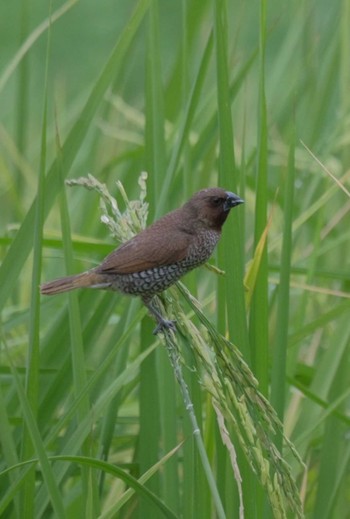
[224,192,244,211]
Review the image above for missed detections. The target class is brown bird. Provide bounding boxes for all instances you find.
[41,188,243,333]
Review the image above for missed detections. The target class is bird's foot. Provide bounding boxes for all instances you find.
[153,319,177,335]
[142,296,177,335]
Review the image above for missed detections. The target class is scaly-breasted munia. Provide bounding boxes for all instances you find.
[41,188,244,333]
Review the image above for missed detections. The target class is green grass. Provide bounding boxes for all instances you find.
[1,0,350,517]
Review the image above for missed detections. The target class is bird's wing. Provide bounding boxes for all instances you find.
[97,225,193,275]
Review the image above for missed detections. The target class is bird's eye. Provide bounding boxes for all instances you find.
[212,197,222,206]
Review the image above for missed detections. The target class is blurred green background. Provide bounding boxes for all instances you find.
[1,0,349,518]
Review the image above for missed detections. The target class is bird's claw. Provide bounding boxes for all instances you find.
[153,319,177,335]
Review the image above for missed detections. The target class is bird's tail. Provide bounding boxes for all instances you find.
[40,271,109,295]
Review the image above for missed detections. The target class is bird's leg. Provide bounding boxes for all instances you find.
[141,296,176,335]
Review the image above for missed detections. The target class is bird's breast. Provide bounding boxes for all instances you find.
[184,229,221,267]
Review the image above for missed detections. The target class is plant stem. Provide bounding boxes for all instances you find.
[162,329,226,519]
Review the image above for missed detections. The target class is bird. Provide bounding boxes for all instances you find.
[41,188,244,333]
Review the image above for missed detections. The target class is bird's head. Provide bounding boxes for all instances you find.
[185,188,244,230]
